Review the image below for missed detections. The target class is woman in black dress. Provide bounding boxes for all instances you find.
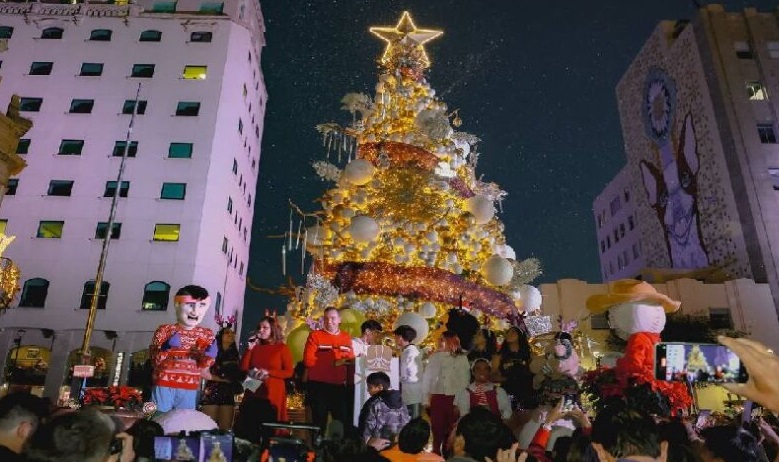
[491,325,536,433]
[200,327,243,430]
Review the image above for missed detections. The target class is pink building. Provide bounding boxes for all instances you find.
[595,5,779,319]
[0,0,266,398]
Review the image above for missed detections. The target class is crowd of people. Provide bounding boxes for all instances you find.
[4,305,779,462]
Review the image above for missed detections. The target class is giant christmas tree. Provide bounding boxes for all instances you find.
[281,12,543,349]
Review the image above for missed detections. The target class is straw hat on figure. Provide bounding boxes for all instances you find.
[586,279,691,413]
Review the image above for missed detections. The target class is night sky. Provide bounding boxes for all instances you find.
[242,0,778,336]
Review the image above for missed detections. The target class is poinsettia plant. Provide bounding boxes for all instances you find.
[81,386,143,410]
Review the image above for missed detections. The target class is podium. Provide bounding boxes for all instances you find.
[352,345,399,427]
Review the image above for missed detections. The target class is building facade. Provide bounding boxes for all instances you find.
[592,166,644,281]
[0,0,266,398]
[595,5,779,317]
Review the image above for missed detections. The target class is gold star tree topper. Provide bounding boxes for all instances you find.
[370,11,442,70]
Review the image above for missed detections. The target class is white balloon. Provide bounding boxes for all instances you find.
[481,255,513,286]
[517,284,542,312]
[419,302,437,318]
[394,312,429,342]
[349,215,380,243]
[466,195,495,224]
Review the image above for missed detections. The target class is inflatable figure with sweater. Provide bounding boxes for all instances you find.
[584,279,691,415]
[150,285,218,412]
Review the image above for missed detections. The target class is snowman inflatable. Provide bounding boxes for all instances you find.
[585,279,691,414]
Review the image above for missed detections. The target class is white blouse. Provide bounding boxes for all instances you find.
[399,344,424,405]
[421,351,471,404]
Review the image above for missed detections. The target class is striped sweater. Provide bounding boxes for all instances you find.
[150,324,215,390]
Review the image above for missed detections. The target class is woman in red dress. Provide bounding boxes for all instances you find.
[240,316,293,421]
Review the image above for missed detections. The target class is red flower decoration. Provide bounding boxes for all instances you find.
[82,386,143,410]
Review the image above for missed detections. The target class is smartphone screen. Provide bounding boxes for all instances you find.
[654,342,748,383]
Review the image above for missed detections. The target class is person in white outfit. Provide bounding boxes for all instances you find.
[393,325,424,418]
[421,330,471,456]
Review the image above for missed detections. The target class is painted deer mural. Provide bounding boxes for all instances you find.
[639,112,709,268]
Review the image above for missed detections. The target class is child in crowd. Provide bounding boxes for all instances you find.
[394,325,424,419]
[357,372,411,444]
[454,358,512,421]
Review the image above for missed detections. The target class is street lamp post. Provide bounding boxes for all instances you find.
[74,83,141,397]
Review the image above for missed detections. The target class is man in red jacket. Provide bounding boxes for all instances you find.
[303,307,355,432]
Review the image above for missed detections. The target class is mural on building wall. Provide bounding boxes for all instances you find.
[639,67,709,269]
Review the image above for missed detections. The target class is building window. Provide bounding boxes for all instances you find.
[5,179,18,195]
[142,281,170,311]
[227,197,233,213]
[95,222,122,239]
[606,236,611,249]
[768,41,779,59]
[19,97,43,112]
[222,237,228,253]
[239,261,244,276]
[16,139,30,154]
[600,240,605,254]
[769,168,779,190]
[153,224,180,242]
[58,140,84,155]
[617,254,623,269]
[104,181,130,198]
[160,182,186,200]
[190,31,212,42]
[139,30,162,42]
[47,180,74,196]
[747,81,767,100]
[708,307,733,329]
[175,101,200,116]
[112,141,138,158]
[214,291,222,314]
[168,142,193,158]
[122,100,147,115]
[69,99,94,114]
[41,27,64,40]
[37,221,64,238]
[238,118,243,134]
[632,242,640,259]
[757,123,777,144]
[131,64,155,78]
[80,281,110,310]
[29,61,53,75]
[19,278,49,308]
[613,228,619,243]
[232,159,238,174]
[628,215,635,231]
[735,41,753,59]
[0,26,13,39]
[182,65,207,80]
[623,188,630,203]
[609,196,621,216]
[619,223,625,238]
[151,1,176,13]
[80,62,104,76]
[89,29,112,41]
[247,194,252,207]
[199,2,224,14]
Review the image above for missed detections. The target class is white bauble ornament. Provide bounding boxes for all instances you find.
[394,312,429,342]
[419,302,437,318]
[349,216,380,243]
[481,255,513,286]
[495,244,516,260]
[466,195,495,224]
[517,284,542,312]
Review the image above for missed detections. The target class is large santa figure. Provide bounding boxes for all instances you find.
[586,279,691,414]
[150,285,217,412]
